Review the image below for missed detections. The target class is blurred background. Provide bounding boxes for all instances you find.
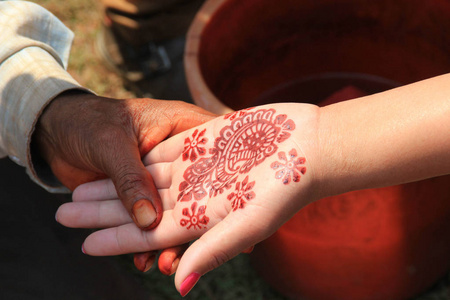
[29,0,449,299]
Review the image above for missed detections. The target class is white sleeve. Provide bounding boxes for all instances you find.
[0,1,90,192]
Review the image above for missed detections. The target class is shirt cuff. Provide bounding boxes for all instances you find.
[0,47,91,193]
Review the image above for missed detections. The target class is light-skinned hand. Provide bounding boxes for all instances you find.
[57,103,320,296]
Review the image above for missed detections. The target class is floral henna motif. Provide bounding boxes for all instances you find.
[271,148,306,184]
[178,108,296,202]
[227,176,255,211]
[180,202,209,229]
[182,129,208,162]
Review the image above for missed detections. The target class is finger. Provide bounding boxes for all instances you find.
[134,251,158,272]
[145,163,173,189]
[101,142,162,230]
[58,191,175,229]
[155,188,177,210]
[56,200,132,228]
[173,210,267,297]
[241,245,255,254]
[82,210,205,256]
[168,102,217,135]
[71,163,173,202]
[72,179,117,202]
[143,132,186,165]
[158,244,189,276]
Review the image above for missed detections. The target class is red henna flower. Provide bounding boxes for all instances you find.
[227,176,256,211]
[270,149,306,185]
[180,202,209,230]
[182,129,208,162]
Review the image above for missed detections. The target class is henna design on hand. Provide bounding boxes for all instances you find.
[178,108,295,202]
[271,149,306,184]
[180,202,209,230]
[182,129,208,162]
[227,176,256,211]
[177,109,300,230]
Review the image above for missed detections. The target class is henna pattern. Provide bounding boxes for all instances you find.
[180,202,209,229]
[178,108,296,202]
[182,129,208,162]
[271,149,306,184]
[224,108,253,121]
[227,176,255,211]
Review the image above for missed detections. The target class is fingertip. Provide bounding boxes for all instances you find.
[173,216,257,290]
[132,199,158,230]
[158,249,182,276]
[72,178,116,202]
[179,272,201,297]
[242,245,255,254]
[55,208,60,223]
[134,252,156,272]
[142,132,186,165]
[115,166,163,230]
[71,185,83,201]
[171,257,181,275]
[158,260,173,276]
[54,203,74,227]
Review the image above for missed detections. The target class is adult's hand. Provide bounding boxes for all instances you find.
[34,90,216,230]
[57,103,320,296]
[56,73,450,295]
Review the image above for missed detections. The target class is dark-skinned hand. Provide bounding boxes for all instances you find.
[33,90,216,271]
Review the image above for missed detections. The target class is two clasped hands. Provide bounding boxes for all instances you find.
[41,73,450,297]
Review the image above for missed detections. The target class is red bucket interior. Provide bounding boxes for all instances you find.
[198,0,450,109]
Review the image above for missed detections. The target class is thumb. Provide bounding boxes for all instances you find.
[173,214,265,297]
[101,141,162,230]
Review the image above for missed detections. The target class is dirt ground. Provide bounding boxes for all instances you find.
[31,0,135,99]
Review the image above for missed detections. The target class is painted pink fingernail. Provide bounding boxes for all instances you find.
[180,272,201,297]
[81,243,86,254]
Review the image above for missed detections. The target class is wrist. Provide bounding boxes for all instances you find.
[314,75,450,198]
[33,89,94,163]
[269,103,324,207]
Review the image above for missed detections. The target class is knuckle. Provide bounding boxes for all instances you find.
[207,249,232,271]
[116,171,146,197]
[115,227,128,253]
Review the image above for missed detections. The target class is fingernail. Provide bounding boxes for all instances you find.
[180,272,201,297]
[144,255,156,272]
[134,253,155,272]
[170,257,181,275]
[81,243,86,254]
[242,245,255,254]
[132,199,156,229]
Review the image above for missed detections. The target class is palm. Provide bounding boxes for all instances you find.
[56,103,319,291]
[148,106,309,238]
[58,103,318,256]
